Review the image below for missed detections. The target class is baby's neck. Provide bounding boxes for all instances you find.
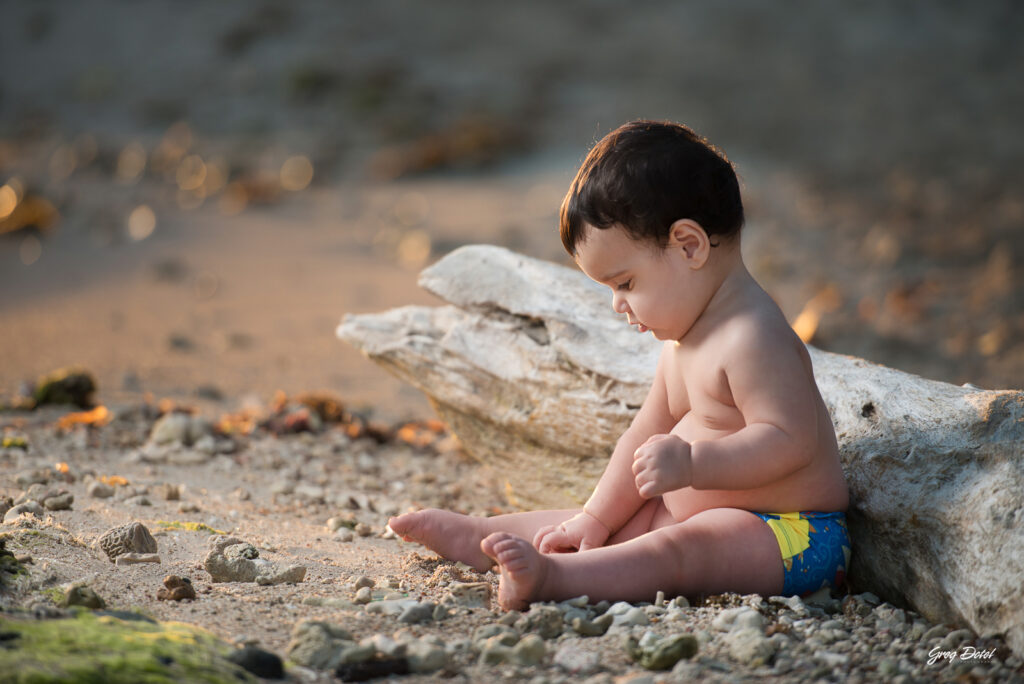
[679,244,754,341]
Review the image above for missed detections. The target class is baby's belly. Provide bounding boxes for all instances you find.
[663,413,849,520]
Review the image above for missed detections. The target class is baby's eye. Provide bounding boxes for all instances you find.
[617,280,633,291]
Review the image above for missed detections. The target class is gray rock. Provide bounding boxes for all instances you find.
[473,624,519,649]
[407,640,447,673]
[483,632,521,651]
[572,614,613,637]
[627,633,699,670]
[97,522,158,561]
[15,484,47,505]
[15,469,49,487]
[255,564,306,585]
[286,620,355,670]
[353,576,374,590]
[364,598,417,616]
[516,605,564,639]
[149,413,192,445]
[398,602,436,624]
[816,650,850,668]
[123,495,152,506]
[612,606,649,628]
[4,501,44,522]
[353,587,372,604]
[87,481,115,498]
[336,643,376,665]
[553,643,600,675]
[512,633,546,666]
[192,434,217,455]
[62,585,105,609]
[478,642,515,665]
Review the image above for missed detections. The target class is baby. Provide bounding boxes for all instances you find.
[389,120,850,611]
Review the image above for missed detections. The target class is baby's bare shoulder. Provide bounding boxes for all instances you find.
[718,297,805,360]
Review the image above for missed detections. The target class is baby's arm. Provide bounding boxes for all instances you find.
[583,344,680,530]
[585,344,679,528]
[535,344,679,552]
[689,330,819,490]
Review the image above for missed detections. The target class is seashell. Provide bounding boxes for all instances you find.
[97,522,157,561]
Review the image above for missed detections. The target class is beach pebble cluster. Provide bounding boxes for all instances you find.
[1,401,1021,682]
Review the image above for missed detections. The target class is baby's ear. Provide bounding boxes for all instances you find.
[668,219,710,268]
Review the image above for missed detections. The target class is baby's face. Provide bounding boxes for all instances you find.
[575,224,705,342]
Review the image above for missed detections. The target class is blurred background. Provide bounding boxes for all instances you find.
[1,1,1021,420]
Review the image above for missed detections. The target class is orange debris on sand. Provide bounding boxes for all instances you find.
[55,405,112,430]
[100,475,129,487]
[217,409,259,436]
[396,419,448,448]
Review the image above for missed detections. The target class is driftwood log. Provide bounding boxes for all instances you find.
[338,244,1024,654]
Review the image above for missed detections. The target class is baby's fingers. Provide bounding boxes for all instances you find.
[634,469,656,499]
[532,525,556,550]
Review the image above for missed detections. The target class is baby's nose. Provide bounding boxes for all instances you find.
[611,291,628,314]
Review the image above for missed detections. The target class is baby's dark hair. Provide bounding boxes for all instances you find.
[559,120,744,255]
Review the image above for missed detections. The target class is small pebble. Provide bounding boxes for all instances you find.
[353,576,375,590]
[572,614,612,637]
[43,492,74,511]
[553,643,600,675]
[354,587,372,605]
[398,602,436,624]
[88,482,115,498]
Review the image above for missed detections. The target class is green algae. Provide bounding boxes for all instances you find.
[153,521,226,535]
[0,538,28,590]
[40,588,64,605]
[0,611,256,683]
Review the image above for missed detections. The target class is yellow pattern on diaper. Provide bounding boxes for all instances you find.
[765,512,811,560]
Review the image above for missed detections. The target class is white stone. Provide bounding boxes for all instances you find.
[553,644,600,675]
[727,627,775,667]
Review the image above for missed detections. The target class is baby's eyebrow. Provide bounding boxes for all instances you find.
[597,269,628,283]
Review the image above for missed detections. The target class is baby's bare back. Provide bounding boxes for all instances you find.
[659,285,848,521]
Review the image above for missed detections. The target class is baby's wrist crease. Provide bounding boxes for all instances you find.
[582,507,612,534]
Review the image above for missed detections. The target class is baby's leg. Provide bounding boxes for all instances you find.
[388,508,578,572]
[481,508,783,610]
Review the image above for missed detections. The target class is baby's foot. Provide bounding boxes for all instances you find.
[480,532,550,611]
[388,509,493,572]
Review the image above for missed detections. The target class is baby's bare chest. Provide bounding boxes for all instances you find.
[663,346,742,431]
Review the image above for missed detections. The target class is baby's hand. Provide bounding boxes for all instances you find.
[533,510,610,554]
[632,434,692,498]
